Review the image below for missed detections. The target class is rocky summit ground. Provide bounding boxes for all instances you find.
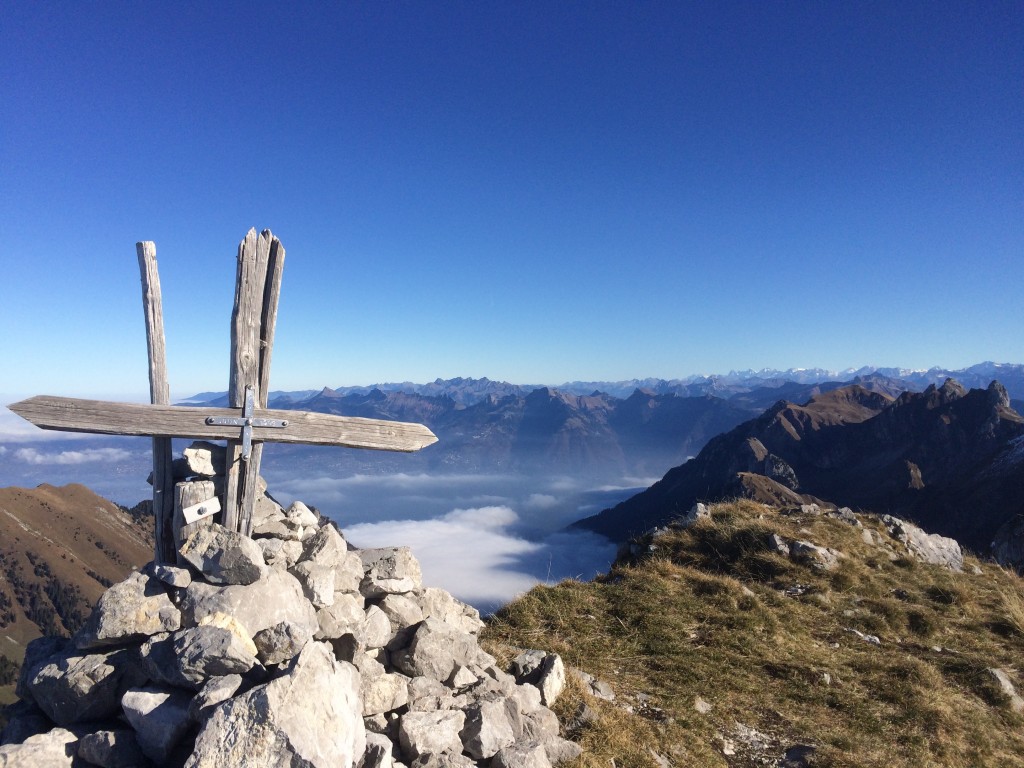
[484,500,1024,767]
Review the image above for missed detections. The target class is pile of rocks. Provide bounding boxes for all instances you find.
[1,476,579,767]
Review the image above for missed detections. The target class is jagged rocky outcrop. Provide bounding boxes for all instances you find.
[0,444,579,768]
[576,380,1024,559]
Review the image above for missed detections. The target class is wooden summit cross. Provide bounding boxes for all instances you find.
[9,229,437,564]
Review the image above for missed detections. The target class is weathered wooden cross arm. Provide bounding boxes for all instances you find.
[8,395,438,453]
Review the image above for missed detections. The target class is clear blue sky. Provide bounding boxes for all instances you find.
[2,1,1021,399]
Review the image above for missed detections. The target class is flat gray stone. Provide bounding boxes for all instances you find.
[393,618,483,682]
[121,687,193,763]
[253,621,313,665]
[181,568,319,638]
[0,728,79,767]
[290,561,336,608]
[188,674,244,723]
[76,571,181,649]
[359,547,423,598]
[315,593,365,641]
[180,524,266,585]
[77,728,150,768]
[26,646,146,726]
[491,739,553,768]
[460,696,516,759]
[397,710,465,761]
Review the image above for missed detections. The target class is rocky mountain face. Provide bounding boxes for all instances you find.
[0,446,579,768]
[0,484,154,678]
[575,379,1024,559]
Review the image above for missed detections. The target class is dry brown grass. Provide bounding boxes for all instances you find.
[483,501,1024,767]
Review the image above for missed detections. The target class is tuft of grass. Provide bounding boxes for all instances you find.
[483,501,1024,767]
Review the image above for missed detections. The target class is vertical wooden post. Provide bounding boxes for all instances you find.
[137,242,177,563]
[222,229,282,535]
[240,235,285,533]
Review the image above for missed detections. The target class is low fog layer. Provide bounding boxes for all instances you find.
[0,427,635,611]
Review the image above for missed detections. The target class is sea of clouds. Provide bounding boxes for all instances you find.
[0,406,640,612]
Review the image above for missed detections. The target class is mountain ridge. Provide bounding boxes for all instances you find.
[574,379,1024,559]
[181,362,1024,406]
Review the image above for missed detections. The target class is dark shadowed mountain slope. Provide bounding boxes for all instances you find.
[574,380,1024,552]
[0,484,154,669]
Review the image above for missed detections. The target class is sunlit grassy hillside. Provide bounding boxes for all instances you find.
[483,501,1024,767]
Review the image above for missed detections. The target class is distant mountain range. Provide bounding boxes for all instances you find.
[183,362,1024,406]
[574,379,1024,561]
[182,363,1024,481]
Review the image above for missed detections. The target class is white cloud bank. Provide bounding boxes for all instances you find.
[344,504,615,613]
[13,447,133,465]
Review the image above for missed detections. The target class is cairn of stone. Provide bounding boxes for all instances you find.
[1,443,580,768]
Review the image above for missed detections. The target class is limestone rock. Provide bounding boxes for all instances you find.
[410,754,476,768]
[77,728,150,768]
[26,646,146,726]
[459,696,516,759]
[315,593,365,641]
[181,568,319,638]
[882,515,963,571]
[182,441,226,477]
[362,672,411,716]
[766,533,791,557]
[253,621,314,665]
[301,524,350,569]
[121,687,193,762]
[285,500,319,528]
[416,587,484,636]
[360,547,423,597]
[789,540,841,571]
[76,571,181,649]
[188,674,244,723]
[394,618,483,682]
[185,641,364,768]
[150,563,192,589]
[510,650,566,706]
[362,732,398,768]
[398,710,466,761]
[677,502,710,528]
[290,561,337,608]
[0,728,79,767]
[180,524,266,585]
[987,667,1024,712]
[490,739,553,768]
[170,625,259,686]
[362,605,393,649]
[571,668,614,701]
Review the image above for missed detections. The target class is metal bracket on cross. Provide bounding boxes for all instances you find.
[205,386,288,460]
[7,229,438,563]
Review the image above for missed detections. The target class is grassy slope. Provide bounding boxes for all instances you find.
[483,501,1024,767]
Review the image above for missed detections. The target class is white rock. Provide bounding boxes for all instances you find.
[186,642,364,768]
[398,710,466,761]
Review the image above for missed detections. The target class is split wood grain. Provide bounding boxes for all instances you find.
[137,241,176,564]
[225,229,275,534]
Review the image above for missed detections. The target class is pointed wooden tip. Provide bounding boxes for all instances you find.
[7,397,34,417]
